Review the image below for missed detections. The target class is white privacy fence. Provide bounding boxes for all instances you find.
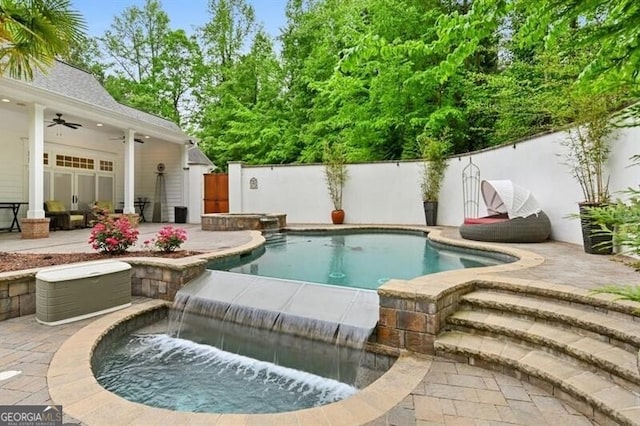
[228,125,640,246]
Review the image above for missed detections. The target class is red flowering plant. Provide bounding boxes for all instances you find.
[152,226,188,252]
[88,206,139,254]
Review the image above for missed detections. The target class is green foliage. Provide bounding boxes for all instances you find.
[418,133,451,201]
[323,141,349,211]
[561,91,620,205]
[590,285,640,307]
[0,0,86,80]
[584,188,640,257]
[78,0,203,124]
[88,0,636,169]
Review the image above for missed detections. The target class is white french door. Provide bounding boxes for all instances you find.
[44,171,113,211]
[76,173,97,211]
[97,175,114,204]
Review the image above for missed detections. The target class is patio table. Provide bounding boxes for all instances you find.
[118,199,149,222]
[0,201,27,232]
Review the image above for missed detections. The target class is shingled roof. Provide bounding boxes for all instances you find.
[188,146,214,166]
[28,60,182,133]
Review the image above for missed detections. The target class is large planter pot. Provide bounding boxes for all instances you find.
[579,203,613,255]
[423,200,438,226]
[331,209,345,224]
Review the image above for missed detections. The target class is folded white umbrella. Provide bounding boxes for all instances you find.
[481,180,542,219]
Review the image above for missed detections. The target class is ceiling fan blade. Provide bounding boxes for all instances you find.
[135,138,144,144]
[64,123,80,129]
[47,123,57,127]
[67,122,82,127]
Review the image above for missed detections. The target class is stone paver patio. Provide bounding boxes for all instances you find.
[1,224,638,425]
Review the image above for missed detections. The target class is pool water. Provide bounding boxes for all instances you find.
[210,232,504,290]
[94,333,357,414]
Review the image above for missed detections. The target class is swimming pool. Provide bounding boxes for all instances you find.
[209,231,507,290]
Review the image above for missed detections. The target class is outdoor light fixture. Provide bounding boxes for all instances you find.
[96,123,103,127]
[1,98,10,103]
[144,135,150,139]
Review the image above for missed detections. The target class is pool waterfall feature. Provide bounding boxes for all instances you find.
[89,228,526,416]
[167,271,381,385]
[171,270,379,347]
[93,271,386,414]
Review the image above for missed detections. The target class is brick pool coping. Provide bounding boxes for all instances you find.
[48,300,433,425]
[43,225,557,425]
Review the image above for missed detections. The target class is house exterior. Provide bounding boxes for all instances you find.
[0,60,204,237]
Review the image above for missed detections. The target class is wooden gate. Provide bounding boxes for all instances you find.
[204,173,229,213]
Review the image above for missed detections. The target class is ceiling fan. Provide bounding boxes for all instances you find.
[109,135,145,144]
[47,113,82,129]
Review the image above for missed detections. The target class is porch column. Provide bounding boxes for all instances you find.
[27,103,45,219]
[123,129,135,214]
[181,142,190,206]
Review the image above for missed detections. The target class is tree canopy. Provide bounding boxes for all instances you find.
[0,0,86,80]
[75,0,636,169]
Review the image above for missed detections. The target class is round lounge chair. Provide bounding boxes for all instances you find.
[459,180,551,243]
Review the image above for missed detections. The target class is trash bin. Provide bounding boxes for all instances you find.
[175,206,187,223]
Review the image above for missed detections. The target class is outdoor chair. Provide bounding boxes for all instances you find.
[88,200,140,228]
[459,180,551,243]
[44,200,86,231]
[88,200,121,225]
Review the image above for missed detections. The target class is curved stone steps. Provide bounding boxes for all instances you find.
[461,290,640,348]
[448,310,640,391]
[435,331,640,426]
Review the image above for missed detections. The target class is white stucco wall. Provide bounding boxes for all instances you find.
[187,165,211,223]
[231,125,640,246]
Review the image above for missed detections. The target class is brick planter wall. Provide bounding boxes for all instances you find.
[0,258,207,321]
[372,277,475,355]
[130,260,207,301]
[0,275,37,320]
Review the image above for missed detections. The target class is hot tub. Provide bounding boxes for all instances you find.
[201,213,286,231]
[36,260,132,326]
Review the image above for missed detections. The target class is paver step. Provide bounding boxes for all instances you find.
[448,310,640,391]
[435,331,640,426]
[461,290,640,347]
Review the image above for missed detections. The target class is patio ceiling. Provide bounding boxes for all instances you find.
[0,61,191,145]
[0,101,171,146]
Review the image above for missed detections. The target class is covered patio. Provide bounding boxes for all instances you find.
[0,60,200,238]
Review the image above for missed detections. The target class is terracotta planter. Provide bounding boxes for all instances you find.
[331,209,345,224]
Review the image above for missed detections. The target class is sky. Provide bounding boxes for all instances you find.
[71,0,289,39]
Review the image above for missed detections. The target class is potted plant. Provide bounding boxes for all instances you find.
[561,92,618,254]
[324,141,349,224]
[418,133,451,226]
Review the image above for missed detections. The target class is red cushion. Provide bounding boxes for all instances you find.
[463,215,509,225]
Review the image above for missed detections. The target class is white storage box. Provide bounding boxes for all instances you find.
[36,260,132,326]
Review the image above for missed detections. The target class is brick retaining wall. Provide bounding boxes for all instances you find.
[372,278,475,354]
[0,259,207,321]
